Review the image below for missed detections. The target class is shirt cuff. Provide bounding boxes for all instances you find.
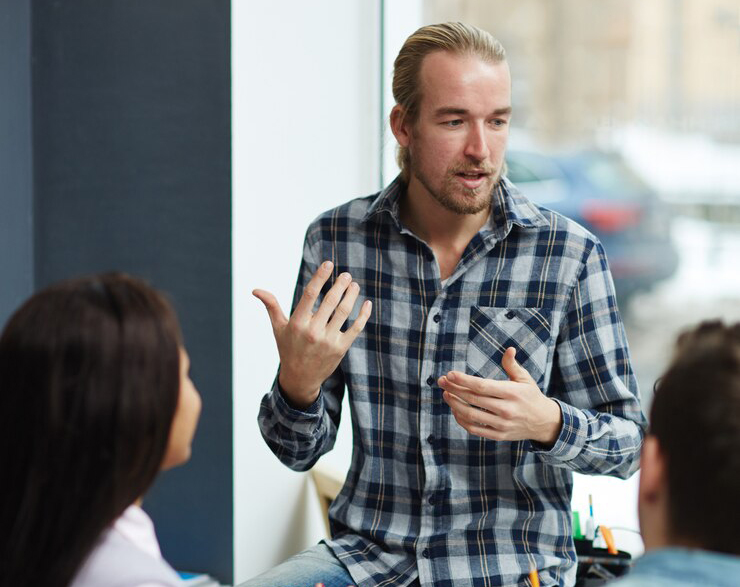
[273,378,324,418]
[529,398,588,461]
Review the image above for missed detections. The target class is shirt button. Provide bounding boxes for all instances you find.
[432,313,441,323]
[422,549,430,558]
[426,376,435,386]
[428,494,436,505]
[505,310,516,319]
[427,435,435,445]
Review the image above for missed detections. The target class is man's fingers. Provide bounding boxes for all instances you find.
[444,370,489,392]
[444,390,498,426]
[327,280,360,332]
[252,289,288,330]
[344,299,373,342]
[292,261,334,322]
[439,374,501,398]
[445,392,508,437]
[439,379,504,413]
[443,371,513,398]
[502,347,536,384]
[314,272,353,324]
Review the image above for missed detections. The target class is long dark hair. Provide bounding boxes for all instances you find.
[0,273,183,587]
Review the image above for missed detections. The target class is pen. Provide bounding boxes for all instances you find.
[585,494,596,540]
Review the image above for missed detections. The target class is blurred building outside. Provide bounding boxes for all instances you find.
[421,0,740,556]
[424,0,740,143]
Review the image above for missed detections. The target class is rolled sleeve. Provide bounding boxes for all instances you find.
[255,229,346,471]
[530,398,590,461]
[258,370,344,472]
[534,239,647,478]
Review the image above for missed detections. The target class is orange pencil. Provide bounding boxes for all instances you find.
[529,567,540,587]
[599,525,618,555]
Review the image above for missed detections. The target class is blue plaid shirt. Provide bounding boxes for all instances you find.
[258,176,646,587]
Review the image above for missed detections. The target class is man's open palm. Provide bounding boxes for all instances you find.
[253,260,372,410]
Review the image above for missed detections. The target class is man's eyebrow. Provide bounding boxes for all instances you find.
[434,106,512,117]
[434,107,469,116]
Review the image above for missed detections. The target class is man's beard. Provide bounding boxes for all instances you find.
[413,159,501,216]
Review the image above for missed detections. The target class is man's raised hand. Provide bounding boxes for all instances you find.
[253,261,372,410]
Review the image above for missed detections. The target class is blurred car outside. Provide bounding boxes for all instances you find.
[505,149,679,307]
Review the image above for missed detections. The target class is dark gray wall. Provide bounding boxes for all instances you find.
[0,0,34,329]
[27,0,233,581]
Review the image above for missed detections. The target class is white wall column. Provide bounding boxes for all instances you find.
[232,1,383,582]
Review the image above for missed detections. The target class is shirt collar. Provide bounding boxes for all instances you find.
[361,175,406,229]
[633,548,740,586]
[361,174,550,238]
[111,504,163,559]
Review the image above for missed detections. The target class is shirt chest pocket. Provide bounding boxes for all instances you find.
[466,305,553,387]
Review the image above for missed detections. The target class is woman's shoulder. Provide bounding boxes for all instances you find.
[70,508,183,587]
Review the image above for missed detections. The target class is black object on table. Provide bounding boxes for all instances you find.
[574,538,632,587]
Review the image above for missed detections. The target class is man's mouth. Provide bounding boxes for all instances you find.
[455,170,490,189]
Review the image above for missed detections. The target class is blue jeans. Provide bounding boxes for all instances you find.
[237,543,356,587]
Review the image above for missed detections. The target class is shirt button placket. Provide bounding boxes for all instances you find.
[420,297,442,582]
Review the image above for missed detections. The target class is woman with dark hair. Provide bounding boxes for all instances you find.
[0,273,201,587]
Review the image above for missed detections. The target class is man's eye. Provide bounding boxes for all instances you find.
[444,120,463,127]
[490,119,507,127]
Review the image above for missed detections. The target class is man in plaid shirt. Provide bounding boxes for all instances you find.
[249,22,646,587]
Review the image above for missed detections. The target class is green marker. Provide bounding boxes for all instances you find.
[572,511,583,539]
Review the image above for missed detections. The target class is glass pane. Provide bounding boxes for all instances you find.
[422,0,740,403]
[422,0,740,557]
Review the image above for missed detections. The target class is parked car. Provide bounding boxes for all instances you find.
[505,149,679,304]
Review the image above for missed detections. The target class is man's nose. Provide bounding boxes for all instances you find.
[463,123,490,161]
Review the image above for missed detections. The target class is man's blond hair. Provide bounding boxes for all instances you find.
[392,22,507,182]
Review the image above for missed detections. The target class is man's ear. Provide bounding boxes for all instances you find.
[639,435,667,505]
[390,105,411,148]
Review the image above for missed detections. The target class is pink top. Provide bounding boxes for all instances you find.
[115,505,172,587]
[70,504,183,587]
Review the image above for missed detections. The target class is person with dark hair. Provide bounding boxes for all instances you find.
[248,21,645,587]
[0,273,201,587]
[608,321,740,586]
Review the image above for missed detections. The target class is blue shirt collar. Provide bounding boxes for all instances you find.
[630,548,740,587]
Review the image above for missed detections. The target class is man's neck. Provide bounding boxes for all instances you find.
[644,531,704,553]
[400,178,490,244]
[400,178,490,279]
[641,508,704,553]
